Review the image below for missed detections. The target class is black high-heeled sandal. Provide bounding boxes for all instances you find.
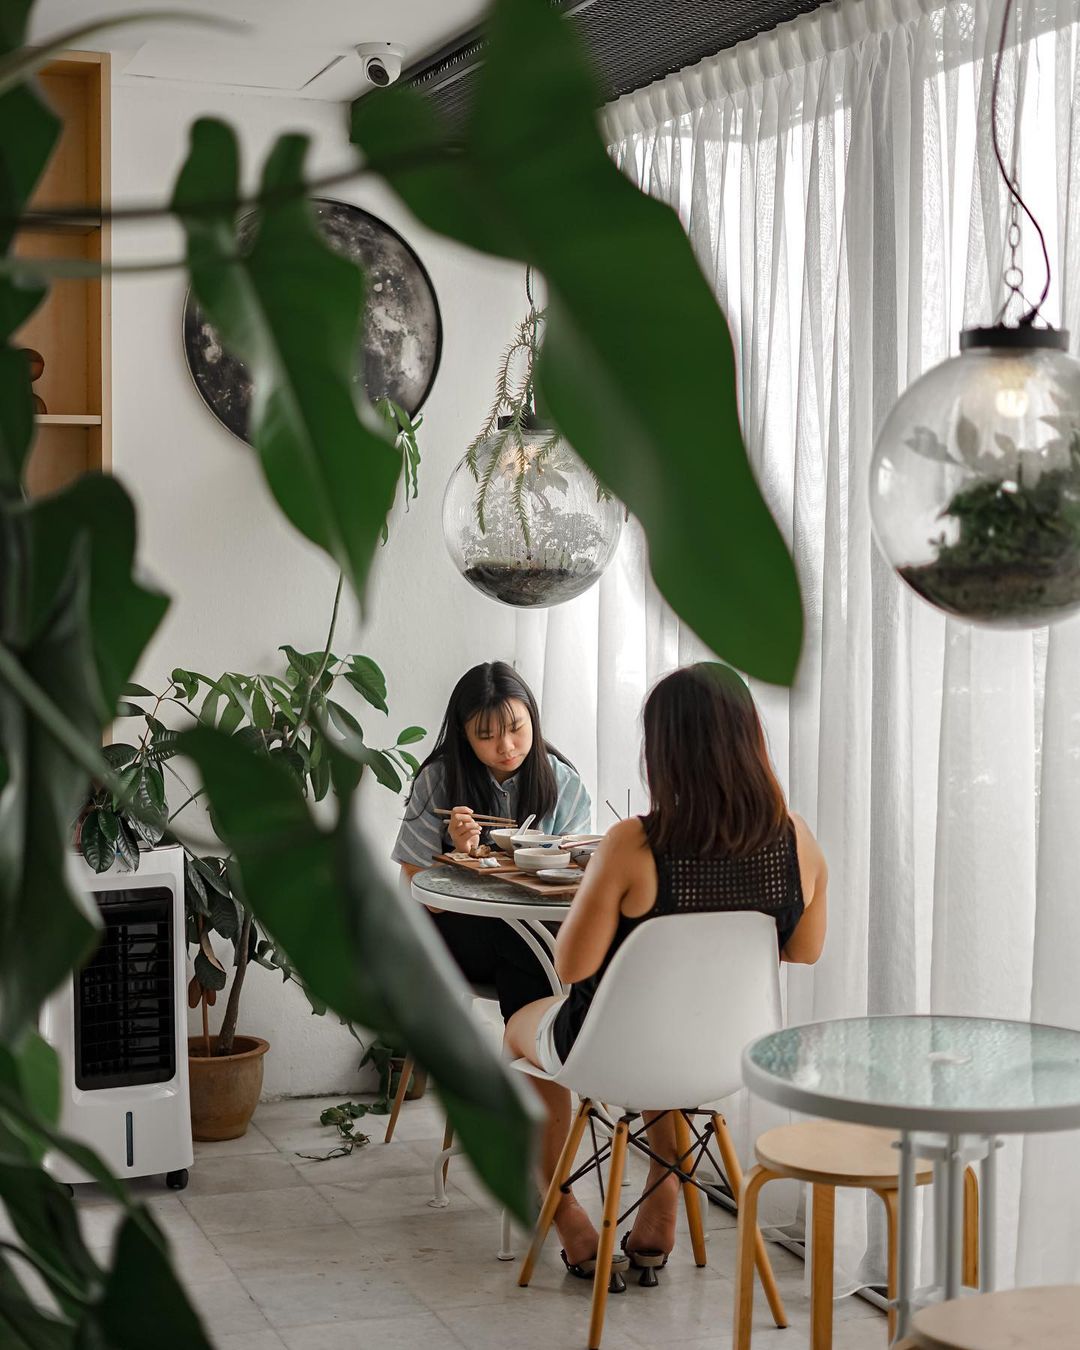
[560,1248,629,1292]
[619,1231,670,1287]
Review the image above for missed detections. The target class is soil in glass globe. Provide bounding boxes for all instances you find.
[443,424,622,608]
[869,333,1080,626]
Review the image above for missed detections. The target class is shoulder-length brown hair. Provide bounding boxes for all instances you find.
[641,663,787,858]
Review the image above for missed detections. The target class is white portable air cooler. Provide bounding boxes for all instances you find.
[40,843,193,1190]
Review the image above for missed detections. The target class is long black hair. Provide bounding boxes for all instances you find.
[407,662,569,826]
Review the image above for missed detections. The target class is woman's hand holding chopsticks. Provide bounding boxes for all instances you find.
[447,806,482,856]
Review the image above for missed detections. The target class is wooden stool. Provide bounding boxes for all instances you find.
[911,1285,1080,1349]
[734,1120,979,1349]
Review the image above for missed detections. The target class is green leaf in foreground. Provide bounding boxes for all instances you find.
[172,120,403,606]
[180,725,539,1221]
[349,0,803,684]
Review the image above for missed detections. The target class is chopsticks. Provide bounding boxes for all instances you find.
[434,808,516,826]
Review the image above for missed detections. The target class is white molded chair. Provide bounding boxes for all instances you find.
[513,909,789,1350]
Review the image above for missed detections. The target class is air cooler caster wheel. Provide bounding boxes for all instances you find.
[165,1169,189,1191]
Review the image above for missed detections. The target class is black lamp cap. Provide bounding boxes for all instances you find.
[960,324,1070,352]
[497,411,555,432]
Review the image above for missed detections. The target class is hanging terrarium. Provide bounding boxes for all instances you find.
[443,277,622,608]
[870,330,1080,626]
[870,0,1080,628]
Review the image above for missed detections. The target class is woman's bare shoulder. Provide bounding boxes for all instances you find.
[790,812,828,891]
[602,816,649,851]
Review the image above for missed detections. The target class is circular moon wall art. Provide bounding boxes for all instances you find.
[182,198,442,442]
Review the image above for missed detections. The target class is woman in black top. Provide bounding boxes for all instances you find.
[506,662,828,1276]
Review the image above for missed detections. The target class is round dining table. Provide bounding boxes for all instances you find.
[742,1014,1080,1345]
[410,863,575,1249]
[410,863,574,997]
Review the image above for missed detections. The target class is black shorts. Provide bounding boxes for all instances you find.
[430,911,555,1023]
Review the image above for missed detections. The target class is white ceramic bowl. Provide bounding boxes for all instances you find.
[489,829,517,854]
[514,847,572,873]
[510,831,562,848]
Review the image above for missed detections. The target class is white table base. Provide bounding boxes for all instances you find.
[892,1132,1001,1344]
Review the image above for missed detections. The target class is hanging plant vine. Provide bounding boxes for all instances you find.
[467,270,608,546]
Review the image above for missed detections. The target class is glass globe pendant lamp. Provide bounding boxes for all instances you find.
[870,327,1080,627]
[444,270,623,608]
[869,0,1080,628]
[443,410,623,608]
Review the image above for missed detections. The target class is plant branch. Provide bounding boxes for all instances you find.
[0,143,460,235]
[288,575,343,749]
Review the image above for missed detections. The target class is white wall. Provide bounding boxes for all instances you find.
[110,77,523,1097]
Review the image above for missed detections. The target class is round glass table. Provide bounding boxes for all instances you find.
[743,1015,1080,1343]
[411,864,574,999]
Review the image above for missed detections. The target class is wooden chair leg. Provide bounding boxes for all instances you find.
[732,1164,774,1350]
[383,1054,413,1143]
[675,1111,707,1267]
[518,1098,592,1287]
[440,1117,454,1184]
[714,1114,787,1330]
[878,1187,899,1343]
[963,1165,979,1288]
[588,1116,630,1350]
[810,1183,835,1349]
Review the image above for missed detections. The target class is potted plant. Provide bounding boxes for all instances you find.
[77,637,425,1140]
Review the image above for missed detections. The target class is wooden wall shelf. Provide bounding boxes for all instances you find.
[35,414,103,426]
[15,51,111,498]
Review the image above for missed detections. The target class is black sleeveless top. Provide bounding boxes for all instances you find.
[551,817,805,1062]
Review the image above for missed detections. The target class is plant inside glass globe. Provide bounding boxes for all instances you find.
[870,327,1080,627]
[443,272,623,608]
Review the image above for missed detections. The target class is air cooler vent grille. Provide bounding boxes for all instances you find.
[74,887,176,1091]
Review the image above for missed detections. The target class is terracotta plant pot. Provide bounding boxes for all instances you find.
[188,1035,269,1141]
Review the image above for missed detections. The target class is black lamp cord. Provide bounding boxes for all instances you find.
[991,0,1052,326]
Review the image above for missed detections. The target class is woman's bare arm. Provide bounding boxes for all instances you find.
[782,814,828,965]
[553,819,642,984]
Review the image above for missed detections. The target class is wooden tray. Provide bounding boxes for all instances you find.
[435,853,583,899]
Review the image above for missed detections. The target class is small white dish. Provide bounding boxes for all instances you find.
[536,868,582,885]
[515,847,572,872]
[560,833,603,845]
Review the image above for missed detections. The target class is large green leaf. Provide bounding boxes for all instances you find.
[172,120,403,605]
[0,1040,212,1347]
[180,725,539,1220]
[9,475,170,721]
[350,0,803,684]
[0,477,168,1038]
[0,3,58,496]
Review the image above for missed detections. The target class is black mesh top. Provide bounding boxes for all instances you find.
[551,818,804,1062]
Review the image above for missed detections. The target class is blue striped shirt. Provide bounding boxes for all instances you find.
[391,754,591,869]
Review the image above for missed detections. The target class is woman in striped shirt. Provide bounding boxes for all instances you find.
[393,662,593,1265]
[393,661,591,1018]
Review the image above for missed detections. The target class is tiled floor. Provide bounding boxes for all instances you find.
[72,1095,890,1348]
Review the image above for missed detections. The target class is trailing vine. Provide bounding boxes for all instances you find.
[467,278,607,545]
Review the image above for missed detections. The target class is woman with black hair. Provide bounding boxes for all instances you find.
[393,660,591,1024]
[393,662,594,1266]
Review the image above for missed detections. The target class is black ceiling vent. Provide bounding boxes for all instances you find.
[401,0,828,131]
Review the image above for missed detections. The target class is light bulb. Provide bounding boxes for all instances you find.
[994,384,1029,419]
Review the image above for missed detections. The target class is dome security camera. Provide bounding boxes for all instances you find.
[356,42,405,89]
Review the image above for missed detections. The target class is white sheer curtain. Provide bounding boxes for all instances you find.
[517,0,1080,1292]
